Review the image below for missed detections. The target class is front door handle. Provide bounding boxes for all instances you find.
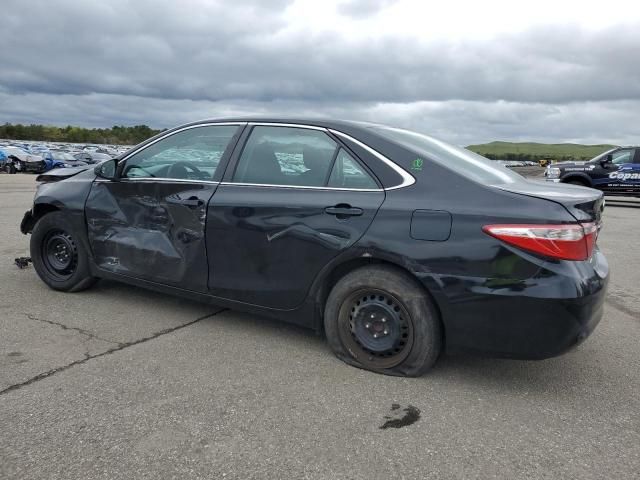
[167,196,204,209]
[325,204,364,218]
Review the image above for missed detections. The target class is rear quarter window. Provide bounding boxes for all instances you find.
[370,126,521,185]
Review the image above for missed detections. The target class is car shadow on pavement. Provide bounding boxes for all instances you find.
[428,349,608,397]
[85,280,603,393]
[605,201,640,209]
[92,279,328,346]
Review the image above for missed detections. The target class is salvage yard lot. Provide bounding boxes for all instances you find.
[1,174,639,479]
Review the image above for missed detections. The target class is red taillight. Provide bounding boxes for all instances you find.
[482,223,598,261]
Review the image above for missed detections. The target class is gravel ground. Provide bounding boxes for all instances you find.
[0,174,638,480]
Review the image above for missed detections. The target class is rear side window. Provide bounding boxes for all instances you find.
[328,149,378,189]
[233,126,338,187]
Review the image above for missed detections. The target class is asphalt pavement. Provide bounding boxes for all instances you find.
[1,174,638,479]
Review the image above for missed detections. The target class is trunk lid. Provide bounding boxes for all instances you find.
[494,178,604,224]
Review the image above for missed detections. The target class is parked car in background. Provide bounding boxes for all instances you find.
[0,148,7,172]
[42,151,88,170]
[20,118,608,376]
[73,152,112,164]
[545,146,640,196]
[0,146,45,173]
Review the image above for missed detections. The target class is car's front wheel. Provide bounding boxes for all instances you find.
[30,211,97,292]
[566,179,589,187]
[324,265,442,377]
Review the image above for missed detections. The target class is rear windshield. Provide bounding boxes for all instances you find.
[369,125,521,185]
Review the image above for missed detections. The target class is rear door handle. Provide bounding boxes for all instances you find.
[167,196,204,208]
[324,205,363,217]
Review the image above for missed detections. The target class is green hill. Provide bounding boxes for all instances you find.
[466,141,616,162]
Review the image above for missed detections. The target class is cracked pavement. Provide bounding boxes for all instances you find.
[0,175,639,479]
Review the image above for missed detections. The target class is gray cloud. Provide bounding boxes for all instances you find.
[338,0,396,17]
[2,91,638,146]
[1,0,639,145]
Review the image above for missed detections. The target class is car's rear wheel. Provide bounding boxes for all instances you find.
[5,163,16,174]
[30,211,96,292]
[324,265,442,377]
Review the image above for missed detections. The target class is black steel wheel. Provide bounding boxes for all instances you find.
[324,265,442,377]
[30,211,97,292]
[41,230,78,281]
[338,289,415,370]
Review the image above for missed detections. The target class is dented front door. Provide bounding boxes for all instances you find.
[85,179,216,292]
[83,123,242,292]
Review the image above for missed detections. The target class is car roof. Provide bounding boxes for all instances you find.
[186,117,381,132]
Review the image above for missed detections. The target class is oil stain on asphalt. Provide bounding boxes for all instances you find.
[380,404,421,429]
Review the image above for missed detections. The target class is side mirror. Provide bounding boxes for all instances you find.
[600,154,613,167]
[94,158,118,180]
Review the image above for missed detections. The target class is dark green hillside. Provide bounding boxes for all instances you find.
[467,141,616,162]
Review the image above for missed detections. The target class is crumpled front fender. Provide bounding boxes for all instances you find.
[20,210,35,234]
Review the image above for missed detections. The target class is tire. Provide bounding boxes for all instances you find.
[30,211,97,292]
[324,265,442,377]
[5,163,16,174]
[566,179,588,187]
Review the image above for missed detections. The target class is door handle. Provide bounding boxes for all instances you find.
[166,196,204,208]
[324,205,363,218]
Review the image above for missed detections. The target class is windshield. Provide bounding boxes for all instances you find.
[4,146,28,155]
[369,125,521,185]
[589,148,617,163]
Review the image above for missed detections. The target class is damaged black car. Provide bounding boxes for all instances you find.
[20,119,609,376]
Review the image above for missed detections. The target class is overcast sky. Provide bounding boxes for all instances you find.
[2,0,639,145]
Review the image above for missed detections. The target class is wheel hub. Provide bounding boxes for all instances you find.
[42,230,77,277]
[350,295,404,353]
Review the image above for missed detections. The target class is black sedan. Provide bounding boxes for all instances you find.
[20,119,609,376]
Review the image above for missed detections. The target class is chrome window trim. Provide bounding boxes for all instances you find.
[219,182,383,192]
[111,121,414,191]
[234,122,407,191]
[120,122,246,163]
[94,178,220,185]
[328,129,415,190]
[246,122,326,131]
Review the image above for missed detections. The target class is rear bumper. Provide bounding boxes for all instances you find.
[421,249,609,359]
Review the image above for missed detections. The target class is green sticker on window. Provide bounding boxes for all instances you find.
[411,158,424,171]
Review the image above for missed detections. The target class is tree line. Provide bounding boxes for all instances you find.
[0,123,163,145]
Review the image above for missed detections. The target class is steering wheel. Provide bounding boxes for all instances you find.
[167,161,207,180]
[126,164,156,177]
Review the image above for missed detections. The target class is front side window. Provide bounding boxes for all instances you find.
[233,126,338,186]
[611,149,633,165]
[328,149,378,189]
[123,125,239,180]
